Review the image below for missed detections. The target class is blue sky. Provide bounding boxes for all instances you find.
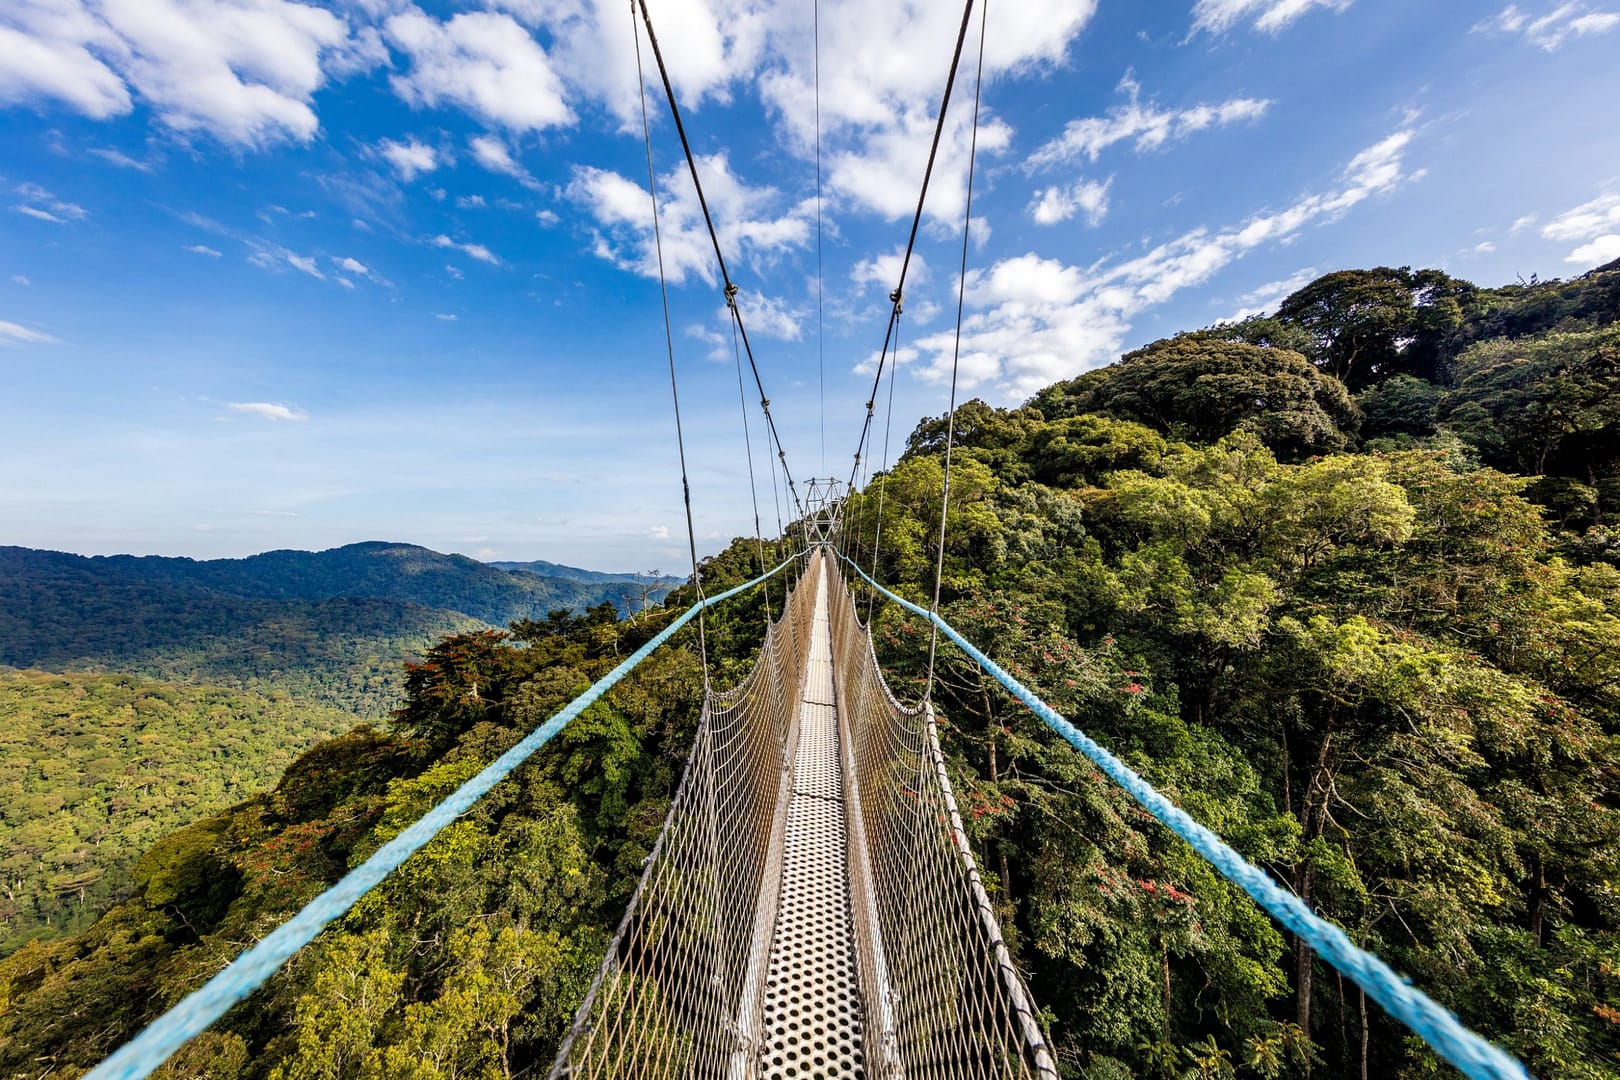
[3,0,1618,571]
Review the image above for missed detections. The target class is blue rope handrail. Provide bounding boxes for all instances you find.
[835,549,1532,1080]
[85,551,806,1080]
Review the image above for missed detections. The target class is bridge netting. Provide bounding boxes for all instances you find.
[550,550,1055,1079]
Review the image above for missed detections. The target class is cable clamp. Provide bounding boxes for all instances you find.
[724,281,738,308]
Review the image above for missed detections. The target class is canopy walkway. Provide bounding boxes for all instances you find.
[80,1,1537,1076]
[551,550,1052,1079]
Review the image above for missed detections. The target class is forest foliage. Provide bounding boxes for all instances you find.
[0,671,356,957]
[1,260,1617,1079]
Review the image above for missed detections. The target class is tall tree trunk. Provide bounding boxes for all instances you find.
[1293,722,1336,1048]
[1161,938,1172,1039]
[981,679,1015,908]
[1359,986,1370,1080]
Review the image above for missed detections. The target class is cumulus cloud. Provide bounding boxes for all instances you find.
[378,136,439,180]
[432,233,500,264]
[1474,3,1620,49]
[0,318,58,345]
[851,248,927,292]
[385,9,571,132]
[229,401,307,421]
[0,0,371,147]
[1028,72,1269,168]
[1567,235,1620,265]
[467,133,537,187]
[647,524,670,540]
[1190,0,1353,35]
[904,128,1420,400]
[568,153,810,284]
[1028,178,1112,226]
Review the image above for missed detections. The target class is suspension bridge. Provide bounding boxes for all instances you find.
[81,1,1536,1078]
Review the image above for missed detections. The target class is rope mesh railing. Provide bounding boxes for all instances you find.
[827,556,1058,1079]
[549,556,819,1078]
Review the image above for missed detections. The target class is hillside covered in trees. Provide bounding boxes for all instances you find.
[0,672,356,957]
[2,260,1617,1079]
[0,542,676,718]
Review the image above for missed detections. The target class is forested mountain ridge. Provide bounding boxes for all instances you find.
[0,542,676,718]
[2,261,1617,1080]
[490,558,681,589]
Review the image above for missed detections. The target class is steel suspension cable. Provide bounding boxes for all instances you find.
[731,313,772,621]
[633,0,805,522]
[843,0,978,502]
[865,308,901,625]
[633,2,709,683]
[925,0,987,700]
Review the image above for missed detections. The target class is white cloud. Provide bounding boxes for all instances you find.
[378,136,439,180]
[385,10,572,133]
[1472,241,1498,254]
[1,0,365,147]
[185,243,223,256]
[756,0,1092,223]
[733,292,804,341]
[11,275,30,285]
[88,146,150,170]
[1567,234,1620,266]
[1541,191,1620,241]
[435,312,457,320]
[852,248,926,292]
[457,194,486,208]
[337,256,367,275]
[229,401,307,421]
[14,182,87,223]
[1474,4,1620,49]
[568,154,810,283]
[1029,178,1112,226]
[432,234,500,264]
[1223,266,1318,321]
[535,208,559,227]
[908,128,1420,400]
[647,524,670,540]
[0,9,132,119]
[1190,0,1353,36]
[0,318,58,345]
[1028,72,1269,167]
[284,252,324,279]
[467,133,535,185]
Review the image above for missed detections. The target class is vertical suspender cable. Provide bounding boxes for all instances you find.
[814,0,826,474]
[633,2,709,685]
[634,0,805,523]
[925,0,988,701]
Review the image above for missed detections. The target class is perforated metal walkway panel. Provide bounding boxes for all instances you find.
[760,559,867,1077]
[551,551,1055,1080]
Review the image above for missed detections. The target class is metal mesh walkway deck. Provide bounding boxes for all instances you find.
[551,551,1054,1079]
[760,559,866,1077]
